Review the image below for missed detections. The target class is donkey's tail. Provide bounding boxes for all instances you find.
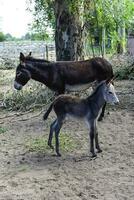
[43,103,53,120]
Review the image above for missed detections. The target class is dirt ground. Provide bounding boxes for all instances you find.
[0,73,134,200]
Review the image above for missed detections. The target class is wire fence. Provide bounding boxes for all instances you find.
[0,41,56,61]
[0,41,56,69]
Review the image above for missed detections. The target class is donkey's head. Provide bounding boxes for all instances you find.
[102,79,119,105]
[14,53,32,90]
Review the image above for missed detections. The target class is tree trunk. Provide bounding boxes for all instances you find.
[102,26,106,57]
[54,0,84,61]
[117,0,126,54]
[117,25,126,54]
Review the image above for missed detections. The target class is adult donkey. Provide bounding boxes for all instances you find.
[14,52,114,120]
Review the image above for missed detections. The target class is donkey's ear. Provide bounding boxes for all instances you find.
[28,52,32,57]
[20,52,25,62]
[26,52,32,59]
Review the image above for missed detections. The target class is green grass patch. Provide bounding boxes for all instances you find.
[26,133,79,154]
[17,164,30,172]
[0,126,7,134]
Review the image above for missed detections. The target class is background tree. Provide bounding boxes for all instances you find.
[29,0,134,58]
[29,0,85,60]
[54,0,85,60]
[0,32,5,42]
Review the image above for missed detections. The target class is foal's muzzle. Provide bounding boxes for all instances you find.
[115,100,119,105]
[112,99,119,105]
[14,81,23,90]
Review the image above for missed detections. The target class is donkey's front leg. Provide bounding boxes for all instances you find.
[89,120,97,157]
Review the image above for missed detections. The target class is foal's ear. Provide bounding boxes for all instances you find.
[20,52,25,62]
[106,79,111,84]
[106,75,114,85]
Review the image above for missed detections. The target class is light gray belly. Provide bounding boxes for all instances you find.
[65,83,93,92]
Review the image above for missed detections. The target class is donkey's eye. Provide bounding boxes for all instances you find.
[109,91,113,94]
[17,72,22,76]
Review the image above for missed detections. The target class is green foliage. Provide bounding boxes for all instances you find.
[0,32,23,41]
[28,0,55,36]
[0,32,5,42]
[31,32,50,41]
[25,0,134,54]
[5,33,14,41]
[0,126,7,134]
[84,0,134,54]
[21,32,51,41]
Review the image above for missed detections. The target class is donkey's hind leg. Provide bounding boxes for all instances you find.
[48,119,57,150]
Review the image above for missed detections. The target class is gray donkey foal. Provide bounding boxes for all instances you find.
[43,80,119,157]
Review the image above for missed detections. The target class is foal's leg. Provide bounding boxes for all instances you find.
[92,81,106,121]
[54,116,64,156]
[94,121,102,153]
[98,102,106,121]
[88,120,96,157]
[48,119,57,149]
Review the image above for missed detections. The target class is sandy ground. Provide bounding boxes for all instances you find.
[0,78,134,200]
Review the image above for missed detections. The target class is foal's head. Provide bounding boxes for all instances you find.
[14,53,32,90]
[101,80,119,105]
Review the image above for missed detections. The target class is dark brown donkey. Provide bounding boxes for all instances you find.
[14,52,114,120]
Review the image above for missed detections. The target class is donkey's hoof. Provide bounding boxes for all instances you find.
[97,149,102,153]
[48,144,54,150]
[57,153,61,157]
[98,116,103,121]
[92,153,97,158]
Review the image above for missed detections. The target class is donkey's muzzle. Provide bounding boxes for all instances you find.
[14,81,23,90]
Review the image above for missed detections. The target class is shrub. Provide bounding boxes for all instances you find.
[111,54,134,80]
[2,83,54,111]
[114,63,134,80]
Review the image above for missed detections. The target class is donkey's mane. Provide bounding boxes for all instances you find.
[26,57,51,63]
[26,60,52,70]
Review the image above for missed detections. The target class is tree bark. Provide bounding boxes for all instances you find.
[117,0,126,54]
[54,0,84,61]
[117,25,126,54]
[102,26,106,57]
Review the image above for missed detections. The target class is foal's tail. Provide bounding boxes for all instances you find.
[43,103,53,120]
